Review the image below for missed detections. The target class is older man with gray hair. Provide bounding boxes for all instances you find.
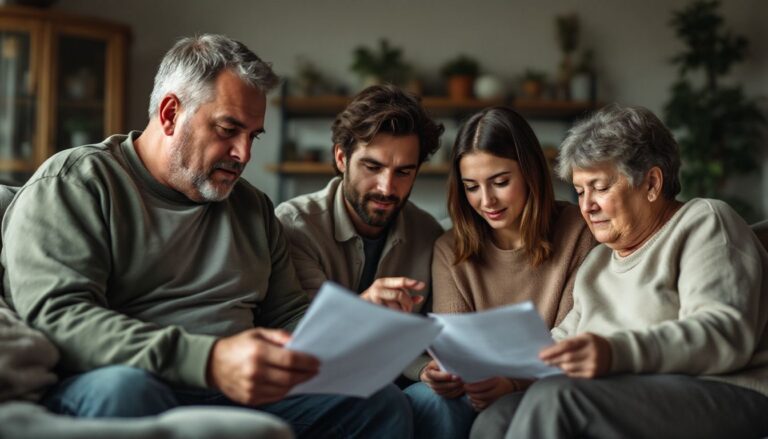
[2,34,411,438]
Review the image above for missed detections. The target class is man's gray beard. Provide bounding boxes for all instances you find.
[168,126,233,202]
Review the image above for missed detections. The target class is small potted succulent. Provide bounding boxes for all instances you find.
[440,54,480,100]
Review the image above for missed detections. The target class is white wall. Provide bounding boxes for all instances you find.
[54,0,768,218]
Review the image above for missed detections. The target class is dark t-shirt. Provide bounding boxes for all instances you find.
[356,232,388,293]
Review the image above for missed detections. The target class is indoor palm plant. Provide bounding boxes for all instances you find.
[664,0,765,220]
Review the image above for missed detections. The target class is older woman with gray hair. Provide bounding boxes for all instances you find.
[471,104,768,438]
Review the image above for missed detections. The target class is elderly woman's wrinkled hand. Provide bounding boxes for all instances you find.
[539,333,612,379]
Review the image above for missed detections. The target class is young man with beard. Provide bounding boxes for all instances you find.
[276,85,445,380]
[2,35,411,438]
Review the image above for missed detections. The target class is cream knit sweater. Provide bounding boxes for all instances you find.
[553,199,768,397]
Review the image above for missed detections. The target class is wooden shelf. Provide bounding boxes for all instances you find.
[272,92,599,201]
[273,95,599,120]
[267,161,450,176]
[0,159,36,172]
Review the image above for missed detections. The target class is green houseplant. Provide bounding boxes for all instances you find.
[350,39,410,87]
[440,54,480,100]
[555,12,579,98]
[664,0,765,220]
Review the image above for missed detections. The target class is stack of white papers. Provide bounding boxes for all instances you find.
[286,282,561,398]
[428,302,561,382]
[286,282,441,397]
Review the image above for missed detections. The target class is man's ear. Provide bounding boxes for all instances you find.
[158,94,181,136]
[333,144,347,174]
[646,166,664,202]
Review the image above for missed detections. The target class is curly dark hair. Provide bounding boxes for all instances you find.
[331,84,444,174]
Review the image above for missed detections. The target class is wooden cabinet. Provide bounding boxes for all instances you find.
[269,91,600,202]
[0,5,129,182]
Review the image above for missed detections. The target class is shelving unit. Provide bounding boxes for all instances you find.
[0,5,129,182]
[266,161,451,176]
[269,90,601,202]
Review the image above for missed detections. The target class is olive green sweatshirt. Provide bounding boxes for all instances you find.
[1,132,308,388]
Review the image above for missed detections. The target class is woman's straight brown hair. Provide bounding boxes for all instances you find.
[447,106,555,267]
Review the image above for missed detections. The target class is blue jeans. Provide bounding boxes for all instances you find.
[404,382,476,439]
[43,366,413,439]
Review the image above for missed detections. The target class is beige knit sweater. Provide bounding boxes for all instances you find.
[432,202,596,328]
[553,199,768,397]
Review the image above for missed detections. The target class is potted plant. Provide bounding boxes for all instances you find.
[555,12,579,99]
[440,54,480,100]
[664,0,765,220]
[350,39,411,88]
[570,49,596,102]
[293,56,330,96]
[520,69,547,100]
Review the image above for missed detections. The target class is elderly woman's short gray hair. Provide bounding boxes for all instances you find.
[556,104,682,200]
[148,34,279,117]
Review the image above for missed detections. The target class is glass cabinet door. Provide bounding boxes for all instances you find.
[54,33,107,151]
[0,29,36,166]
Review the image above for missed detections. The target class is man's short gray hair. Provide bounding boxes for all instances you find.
[556,104,682,199]
[148,34,279,117]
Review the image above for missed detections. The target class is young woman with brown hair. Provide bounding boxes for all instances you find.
[404,106,595,438]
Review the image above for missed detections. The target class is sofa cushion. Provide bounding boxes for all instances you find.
[0,185,58,402]
[0,185,20,295]
[0,296,59,403]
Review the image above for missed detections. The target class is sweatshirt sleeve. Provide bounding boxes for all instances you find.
[3,178,216,388]
[275,206,329,299]
[551,288,582,341]
[254,199,309,331]
[607,206,764,376]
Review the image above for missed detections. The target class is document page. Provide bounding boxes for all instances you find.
[286,282,441,398]
[428,301,561,382]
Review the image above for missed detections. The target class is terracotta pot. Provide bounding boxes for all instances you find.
[447,75,474,100]
[522,80,544,99]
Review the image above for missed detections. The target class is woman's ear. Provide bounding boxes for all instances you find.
[646,167,664,202]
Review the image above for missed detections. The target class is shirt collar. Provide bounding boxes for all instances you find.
[331,176,406,246]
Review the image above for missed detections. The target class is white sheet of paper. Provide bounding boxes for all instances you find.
[286,282,442,398]
[428,301,562,382]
